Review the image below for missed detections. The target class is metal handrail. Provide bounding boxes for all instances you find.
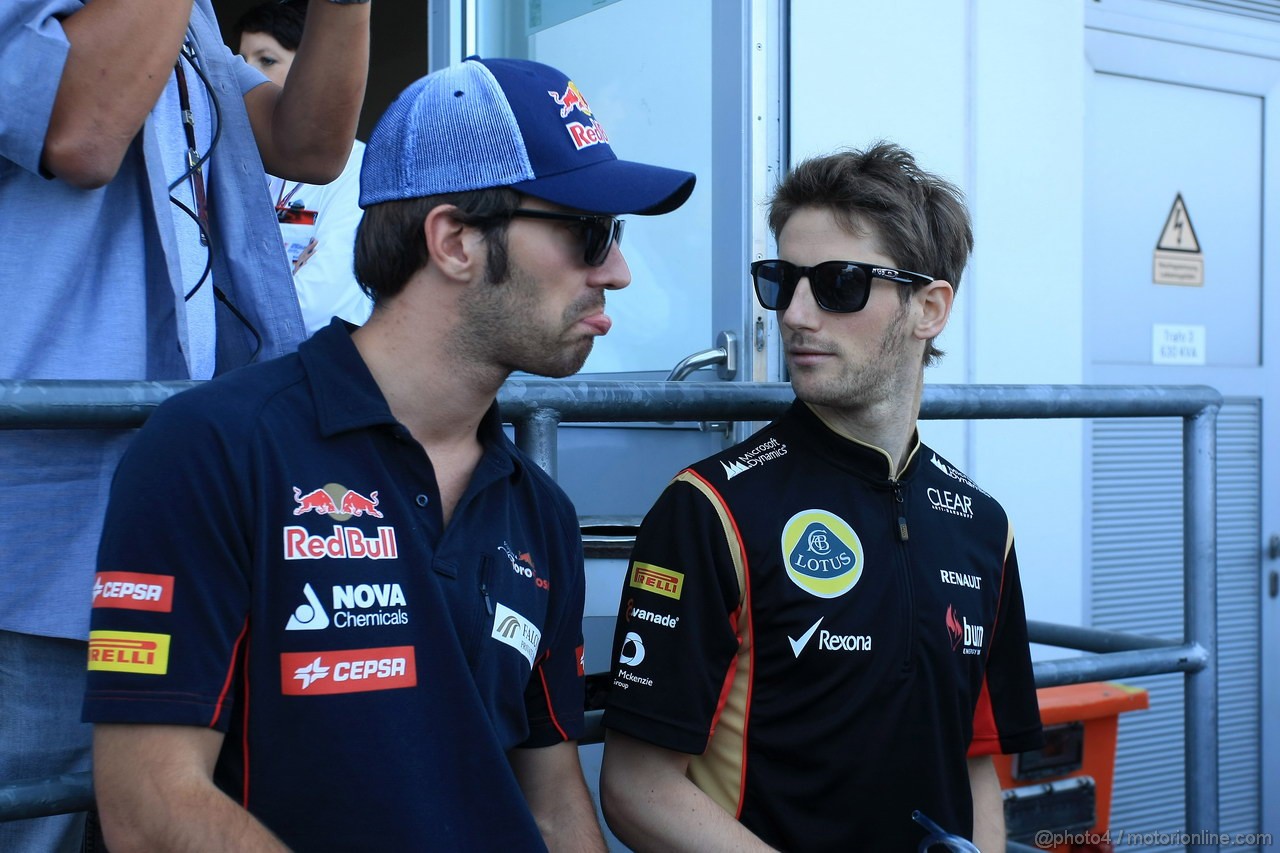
[0,380,1222,847]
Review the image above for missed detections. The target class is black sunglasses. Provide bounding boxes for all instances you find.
[510,209,625,267]
[750,259,934,313]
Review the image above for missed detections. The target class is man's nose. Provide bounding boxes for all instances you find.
[591,241,631,291]
[780,277,820,329]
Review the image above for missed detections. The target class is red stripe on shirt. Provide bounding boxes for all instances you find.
[211,620,248,728]
[969,537,1013,756]
[536,650,569,741]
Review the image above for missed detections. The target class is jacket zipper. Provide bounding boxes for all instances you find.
[893,481,915,669]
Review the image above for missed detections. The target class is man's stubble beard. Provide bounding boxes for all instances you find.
[451,259,600,380]
[787,302,914,412]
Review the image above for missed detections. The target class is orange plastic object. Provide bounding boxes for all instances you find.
[993,682,1149,852]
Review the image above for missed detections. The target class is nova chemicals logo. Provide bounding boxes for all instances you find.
[780,509,864,598]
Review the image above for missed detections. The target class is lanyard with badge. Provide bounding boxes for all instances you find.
[276,181,319,273]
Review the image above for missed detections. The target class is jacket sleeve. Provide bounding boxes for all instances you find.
[969,537,1044,756]
[602,471,744,754]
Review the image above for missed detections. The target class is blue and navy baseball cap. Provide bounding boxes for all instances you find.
[359,56,696,215]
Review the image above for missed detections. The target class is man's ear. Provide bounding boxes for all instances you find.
[422,205,485,282]
[914,279,954,341]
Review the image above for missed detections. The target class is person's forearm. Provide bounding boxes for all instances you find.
[260,1,369,182]
[607,781,774,853]
[95,725,290,853]
[100,782,291,853]
[531,780,606,852]
[968,756,1006,853]
[42,1,195,187]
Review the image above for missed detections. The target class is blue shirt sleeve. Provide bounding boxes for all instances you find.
[0,2,77,174]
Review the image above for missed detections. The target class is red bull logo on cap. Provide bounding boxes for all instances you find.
[548,81,592,118]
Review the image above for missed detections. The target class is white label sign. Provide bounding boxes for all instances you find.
[1152,324,1206,366]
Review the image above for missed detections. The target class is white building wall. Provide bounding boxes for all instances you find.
[788,0,1087,639]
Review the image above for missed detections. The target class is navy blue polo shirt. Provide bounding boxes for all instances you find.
[84,320,586,851]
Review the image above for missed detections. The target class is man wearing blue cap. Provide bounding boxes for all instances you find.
[83,57,694,851]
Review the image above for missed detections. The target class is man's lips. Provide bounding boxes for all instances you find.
[786,345,834,366]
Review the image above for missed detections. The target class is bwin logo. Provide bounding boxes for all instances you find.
[497,616,522,639]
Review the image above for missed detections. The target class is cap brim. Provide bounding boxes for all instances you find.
[511,159,696,216]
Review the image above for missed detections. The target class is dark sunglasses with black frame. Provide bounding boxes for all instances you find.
[510,209,625,267]
[750,259,934,314]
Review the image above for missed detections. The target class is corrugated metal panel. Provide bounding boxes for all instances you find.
[1156,0,1280,23]
[1089,400,1261,850]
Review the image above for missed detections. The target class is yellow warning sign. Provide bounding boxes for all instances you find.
[1153,193,1203,286]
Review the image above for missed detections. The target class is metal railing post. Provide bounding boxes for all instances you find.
[513,407,561,478]
[1185,403,1220,849]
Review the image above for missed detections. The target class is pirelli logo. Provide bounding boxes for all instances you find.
[628,562,684,600]
[87,631,171,675]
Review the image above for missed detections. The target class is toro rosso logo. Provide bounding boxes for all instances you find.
[293,484,382,519]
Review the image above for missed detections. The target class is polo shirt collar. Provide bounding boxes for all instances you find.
[299,319,525,481]
[791,399,921,482]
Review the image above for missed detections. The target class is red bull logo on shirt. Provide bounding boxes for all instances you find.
[92,572,174,612]
[780,509,864,599]
[283,525,399,560]
[87,631,170,675]
[292,484,383,519]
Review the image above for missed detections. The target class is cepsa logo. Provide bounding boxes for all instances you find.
[627,563,684,600]
[281,646,417,695]
[92,572,174,612]
[87,631,170,675]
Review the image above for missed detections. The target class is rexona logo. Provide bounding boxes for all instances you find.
[945,605,984,656]
[780,509,864,599]
[283,525,398,560]
[625,598,679,630]
[720,437,788,480]
[788,617,872,657]
[281,646,416,695]
[498,541,550,590]
[627,562,684,600]
[92,572,174,612]
[88,630,170,675]
[491,603,541,668]
[927,487,974,520]
[285,582,409,631]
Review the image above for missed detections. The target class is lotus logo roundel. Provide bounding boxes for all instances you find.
[780,509,864,598]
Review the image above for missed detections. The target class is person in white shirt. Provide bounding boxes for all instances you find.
[235,0,373,334]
